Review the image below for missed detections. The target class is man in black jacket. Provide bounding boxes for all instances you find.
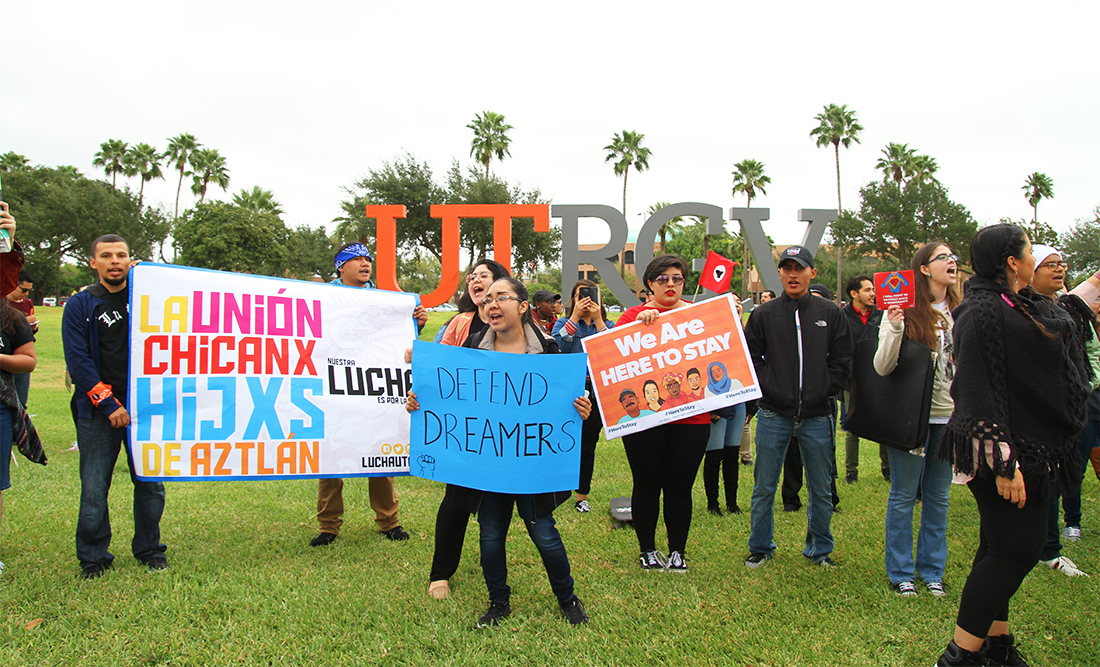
[743,246,852,569]
[840,275,890,484]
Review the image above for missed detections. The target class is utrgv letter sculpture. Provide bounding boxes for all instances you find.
[371,203,837,308]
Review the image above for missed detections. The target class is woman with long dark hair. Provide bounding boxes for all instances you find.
[934,225,1093,666]
[408,277,593,626]
[552,279,613,513]
[873,242,960,598]
[425,259,510,600]
[615,254,710,572]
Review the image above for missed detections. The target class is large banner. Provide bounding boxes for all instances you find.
[408,340,587,494]
[583,294,760,439]
[129,263,419,481]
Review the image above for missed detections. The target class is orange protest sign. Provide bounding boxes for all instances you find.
[583,295,760,438]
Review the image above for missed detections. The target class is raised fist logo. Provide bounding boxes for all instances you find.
[416,454,436,478]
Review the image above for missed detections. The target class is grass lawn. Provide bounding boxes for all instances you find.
[1,309,1098,666]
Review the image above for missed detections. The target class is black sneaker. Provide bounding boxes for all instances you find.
[979,634,1029,667]
[707,503,723,517]
[80,562,112,580]
[559,596,590,625]
[936,639,989,666]
[745,553,772,569]
[816,556,839,569]
[845,472,858,485]
[310,532,338,547]
[477,601,511,627]
[141,555,170,572]
[638,550,666,571]
[383,526,410,541]
[782,504,802,512]
[726,504,742,514]
[665,551,688,573]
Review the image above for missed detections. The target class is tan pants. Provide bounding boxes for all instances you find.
[316,477,399,534]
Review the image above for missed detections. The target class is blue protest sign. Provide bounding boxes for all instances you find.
[409,340,587,494]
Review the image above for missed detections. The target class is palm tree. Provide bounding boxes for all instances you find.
[92,139,129,188]
[124,143,165,210]
[604,130,652,220]
[647,201,685,254]
[732,159,772,295]
[810,103,863,299]
[605,130,653,278]
[1022,172,1054,223]
[165,133,201,221]
[908,154,939,185]
[0,152,30,172]
[875,142,915,186]
[466,111,513,178]
[189,148,230,203]
[233,186,283,216]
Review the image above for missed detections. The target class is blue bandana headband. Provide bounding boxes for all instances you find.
[335,243,373,271]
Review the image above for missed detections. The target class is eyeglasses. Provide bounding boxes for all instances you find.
[652,274,685,286]
[466,271,493,284]
[926,253,958,264]
[1038,261,1068,271]
[480,294,525,307]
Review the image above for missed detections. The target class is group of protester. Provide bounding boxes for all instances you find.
[1,197,1097,663]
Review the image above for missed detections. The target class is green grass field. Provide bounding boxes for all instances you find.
[1,310,1098,666]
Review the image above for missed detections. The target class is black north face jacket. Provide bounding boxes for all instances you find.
[744,291,853,419]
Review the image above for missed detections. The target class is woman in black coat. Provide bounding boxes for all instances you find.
[934,224,1093,667]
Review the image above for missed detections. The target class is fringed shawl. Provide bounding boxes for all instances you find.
[937,276,1089,499]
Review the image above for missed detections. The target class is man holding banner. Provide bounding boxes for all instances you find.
[63,234,168,579]
[743,245,852,570]
[310,242,427,546]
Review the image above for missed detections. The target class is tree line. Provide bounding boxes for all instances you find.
[0,108,1091,304]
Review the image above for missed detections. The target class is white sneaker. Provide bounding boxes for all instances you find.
[1040,555,1090,577]
[1062,526,1082,542]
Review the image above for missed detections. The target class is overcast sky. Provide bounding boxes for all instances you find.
[5,1,1098,250]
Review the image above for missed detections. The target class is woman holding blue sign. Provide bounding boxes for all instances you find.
[424,259,511,602]
[615,254,710,573]
[408,277,593,627]
[552,279,613,514]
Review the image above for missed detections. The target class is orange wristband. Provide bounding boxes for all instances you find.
[88,382,114,407]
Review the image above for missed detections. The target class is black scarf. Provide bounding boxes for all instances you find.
[937,276,1089,499]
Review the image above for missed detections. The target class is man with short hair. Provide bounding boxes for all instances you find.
[743,246,852,569]
[531,290,560,334]
[840,274,889,484]
[311,242,427,546]
[63,235,168,579]
[759,290,776,304]
[6,270,37,407]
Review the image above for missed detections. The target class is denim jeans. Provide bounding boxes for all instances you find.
[76,410,167,568]
[13,372,30,408]
[707,403,747,452]
[1061,417,1098,528]
[1,405,12,491]
[749,409,835,561]
[884,424,952,584]
[477,493,574,604]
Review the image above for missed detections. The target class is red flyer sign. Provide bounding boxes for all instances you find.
[874,270,916,309]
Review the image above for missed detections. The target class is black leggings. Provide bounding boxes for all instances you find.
[956,473,1048,637]
[623,422,709,554]
[428,487,472,582]
[576,407,603,496]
